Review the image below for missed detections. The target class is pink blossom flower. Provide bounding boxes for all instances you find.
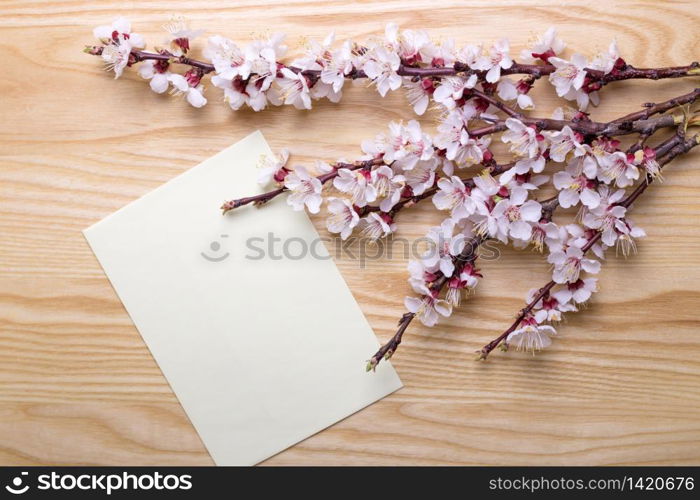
[548,245,601,284]
[433,176,478,220]
[204,36,250,80]
[502,119,540,159]
[168,73,207,107]
[527,289,577,323]
[93,17,145,49]
[162,18,203,57]
[507,317,557,352]
[632,147,662,180]
[407,259,439,294]
[244,33,286,93]
[446,262,482,307]
[211,75,247,110]
[528,220,562,252]
[257,149,290,186]
[547,126,586,162]
[284,165,323,213]
[554,278,598,304]
[363,47,402,97]
[490,193,542,242]
[459,43,483,69]
[513,151,547,175]
[277,68,312,109]
[403,78,433,115]
[590,40,621,74]
[423,219,467,277]
[472,170,501,198]
[405,285,452,327]
[474,39,513,83]
[333,168,377,207]
[433,76,477,108]
[435,109,486,167]
[566,153,600,180]
[421,37,457,68]
[93,18,144,80]
[497,78,535,110]
[100,43,132,78]
[553,166,601,209]
[360,212,396,240]
[499,169,549,191]
[326,198,360,240]
[519,27,566,64]
[383,120,434,171]
[372,166,405,212]
[583,198,646,252]
[321,40,354,93]
[403,158,438,195]
[548,54,588,97]
[598,151,640,187]
[137,60,171,93]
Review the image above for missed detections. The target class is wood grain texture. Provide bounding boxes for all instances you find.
[1,0,699,465]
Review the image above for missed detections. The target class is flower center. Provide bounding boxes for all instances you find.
[505,205,521,222]
[562,257,582,282]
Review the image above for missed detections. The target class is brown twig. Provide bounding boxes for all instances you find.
[220,158,382,213]
[469,88,523,119]
[88,45,699,87]
[222,91,697,214]
[367,235,485,370]
[612,88,700,123]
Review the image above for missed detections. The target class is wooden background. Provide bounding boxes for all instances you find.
[1,0,699,465]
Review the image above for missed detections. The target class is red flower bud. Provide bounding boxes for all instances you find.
[184,69,201,87]
[515,172,531,184]
[232,76,247,93]
[531,48,556,63]
[380,213,394,225]
[448,276,463,289]
[573,111,591,122]
[273,168,290,183]
[474,98,489,113]
[613,57,627,71]
[174,37,190,53]
[516,78,533,94]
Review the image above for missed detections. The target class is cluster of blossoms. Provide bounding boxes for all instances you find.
[247,101,690,358]
[92,17,208,107]
[88,19,694,115]
[87,17,700,364]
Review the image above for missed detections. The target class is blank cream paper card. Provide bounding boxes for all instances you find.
[84,131,402,465]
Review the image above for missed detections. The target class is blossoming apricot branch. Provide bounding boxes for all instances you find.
[86,17,700,366]
[219,89,698,366]
[368,127,697,367]
[86,18,699,112]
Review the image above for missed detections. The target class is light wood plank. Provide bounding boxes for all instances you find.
[1,0,699,465]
